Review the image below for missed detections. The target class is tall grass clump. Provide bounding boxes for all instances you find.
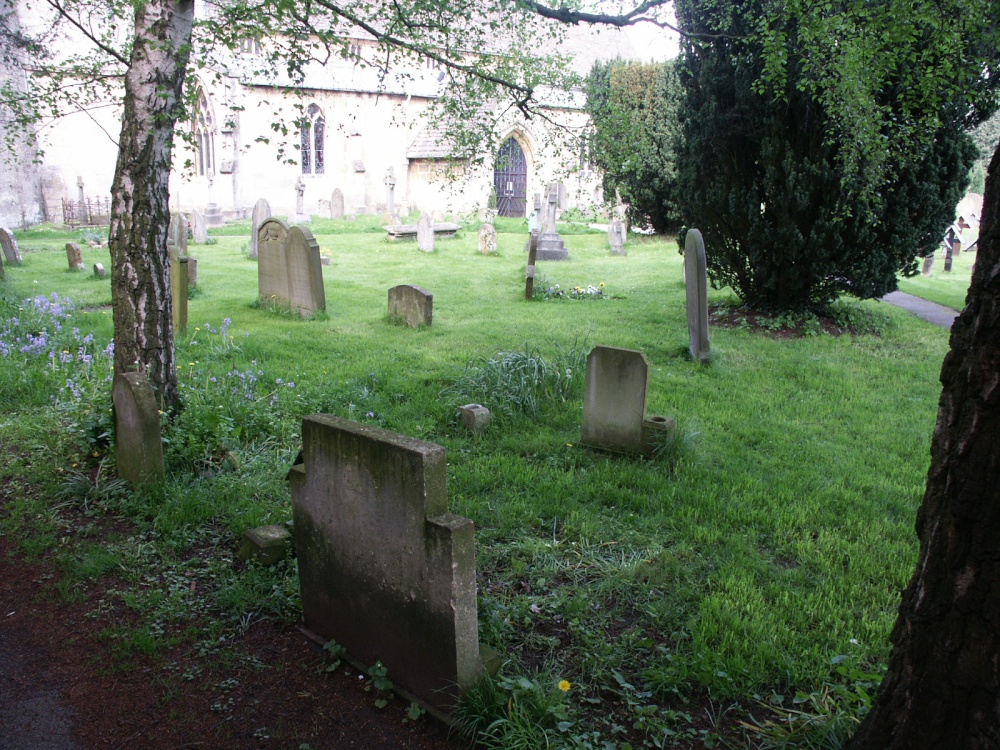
[444,342,587,419]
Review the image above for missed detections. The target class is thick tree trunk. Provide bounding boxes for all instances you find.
[845,140,1000,748]
[108,0,194,412]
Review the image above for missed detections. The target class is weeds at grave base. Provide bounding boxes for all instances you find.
[649,419,699,472]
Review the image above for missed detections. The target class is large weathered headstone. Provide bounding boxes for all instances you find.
[608,219,625,256]
[65,242,84,271]
[112,372,164,483]
[170,252,189,332]
[250,198,272,259]
[289,415,483,718]
[330,188,345,219]
[478,223,497,255]
[190,210,209,243]
[388,284,433,327]
[257,218,326,316]
[168,213,188,254]
[581,346,673,456]
[536,182,567,261]
[684,229,710,363]
[0,228,21,264]
[417,211,434,253]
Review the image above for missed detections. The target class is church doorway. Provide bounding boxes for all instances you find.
[493,137,528,217]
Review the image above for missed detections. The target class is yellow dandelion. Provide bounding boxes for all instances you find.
[558,680,571,692]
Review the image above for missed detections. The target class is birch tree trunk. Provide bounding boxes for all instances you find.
[845,139,1000,748]
[108,0,194,412]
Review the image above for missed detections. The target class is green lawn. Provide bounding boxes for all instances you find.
[0,218,951,747]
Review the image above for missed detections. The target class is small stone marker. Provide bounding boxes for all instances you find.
[239,524,292,566]
[0,227,21,264]
[93,263,106,278]
[458,404,491,434]
[168,213,188,254]
[608,219,625,256]
[525,230,539,300]
[580,345,673,456]
[388,284,433,327]
[186,256,198,287]
[112,372,164,483]
[250,198,272,259]
[190,210,209,243]
[921,251,935,276]
[478,223,497,255]
[384,166,398,221]
[417,211,434,253]
[65,242,85,270]
[289,415,483,718]
[944,242,954,273]
[170,253,189,332]
[684,229,710,363]
[536,182,567,261]
[331,188,345,219]
[258,218,326,316]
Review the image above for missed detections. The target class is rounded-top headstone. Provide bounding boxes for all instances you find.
[250,198,272,259]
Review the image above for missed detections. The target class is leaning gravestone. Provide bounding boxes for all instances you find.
[417,211,434,253]
[330,188,345,219]
[170,249,189,332]
[388,284,433,327]
[0,228,21,264]
[250,198,272,259]
[190,210,209,244]
[536,182,567,261]
[112,372,164,483]
[580,345,673,456]
[478,223,497,255]
[289,415,483,718]
[608,219,625,256]
[65,242,85,271]
[257,218,326,316]
[684,229,710,363]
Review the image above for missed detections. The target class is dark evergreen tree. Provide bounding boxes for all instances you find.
[586,59,684,233]
[675,0,978,311]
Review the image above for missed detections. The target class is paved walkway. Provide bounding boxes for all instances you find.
[881,291,959,329]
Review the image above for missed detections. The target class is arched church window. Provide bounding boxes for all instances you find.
[300,104,325,175]
[192,90,215,177]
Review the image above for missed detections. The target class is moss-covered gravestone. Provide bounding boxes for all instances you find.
[388,284,432,327]
[289,415,483,719]
[112,372,164,483]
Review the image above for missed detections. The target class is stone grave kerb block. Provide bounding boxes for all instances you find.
[684,229,710,363]
[289,415,482,718]
[112,372,164,483]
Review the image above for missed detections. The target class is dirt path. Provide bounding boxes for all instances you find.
[0,532,461,750]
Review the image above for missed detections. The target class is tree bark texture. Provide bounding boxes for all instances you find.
[845,141,1000,748]
[108,0,193,412]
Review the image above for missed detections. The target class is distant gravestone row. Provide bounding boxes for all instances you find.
[257,218,326,316]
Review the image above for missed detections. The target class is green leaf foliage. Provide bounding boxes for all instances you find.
[586,58,684,233]
[675,0,988,311]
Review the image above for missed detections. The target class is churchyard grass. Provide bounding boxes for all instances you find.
[0,219,950,746]
[895,248,976,310]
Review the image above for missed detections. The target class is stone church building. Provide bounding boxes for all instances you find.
[2,1,639,227]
